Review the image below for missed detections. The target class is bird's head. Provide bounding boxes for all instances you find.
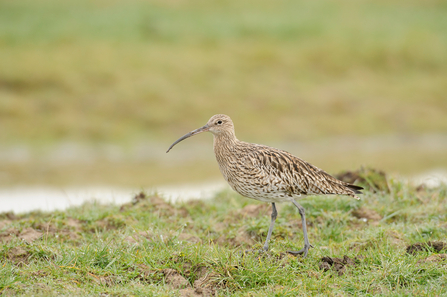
[166,114,235,153]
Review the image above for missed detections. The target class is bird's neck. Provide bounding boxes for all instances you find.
[213,131,238,159]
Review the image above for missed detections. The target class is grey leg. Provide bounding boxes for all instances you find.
[287,199,311,257]
[263,203,277,251]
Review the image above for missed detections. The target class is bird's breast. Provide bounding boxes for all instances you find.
[215,153,296,202]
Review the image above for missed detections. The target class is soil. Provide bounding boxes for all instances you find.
[124,230,154,245]
[33,220,81,241]
[7,246,29,263]
[163,268,190,289]
[417,254,447,264]
[319,255,362,276]
[178,233,202,244]
[1,212,19,220]
[18,227,42,243]
[0,219,12,229]
[65,218,82,229]
[214,226,258,247]
[120,191,190,218]
[351,207,382,223]
[0,227,19,243]
[137,264,216,296]
[235,204,270,219]
[406,241,447,255]
[385,230,406,247]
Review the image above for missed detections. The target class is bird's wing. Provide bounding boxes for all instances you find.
[249,145,361,197]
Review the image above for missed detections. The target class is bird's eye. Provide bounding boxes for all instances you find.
[216,120,223,125]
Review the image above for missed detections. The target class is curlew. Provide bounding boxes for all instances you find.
[166,114,363,257]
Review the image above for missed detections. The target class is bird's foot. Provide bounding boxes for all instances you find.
[286,244,313,258]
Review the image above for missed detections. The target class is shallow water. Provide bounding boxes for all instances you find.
[1,170,446,214]
[0,181,227,214]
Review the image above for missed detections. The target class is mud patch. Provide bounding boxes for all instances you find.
[336,167,388,193]
[163,268,190,289]
[351,207,382,223]
[8,246,29,263]
[90,275,116,287]
[34,220,81,242]
[120,192,189,217]
[406,241,447,255]
[214,226,258,247]
[177,233,202,244]
[124,230,154,245]
[0,227,19,243]
[89,215,128,232]
[34,222,58,234]
[180,286,215,297]
[235,204,270,219]
[417,254,447,264]
[0,219,12,229]
[137,261,216,296]
[18,227,42,243]
[0,212,19,221]
[319,255,361,276]
[385,230,406,247]
[65,218,83,229]
[182,266,217,297]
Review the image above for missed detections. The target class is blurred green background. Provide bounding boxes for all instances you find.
[1,0,446,187]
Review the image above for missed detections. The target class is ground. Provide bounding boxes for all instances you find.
[1,169,447,296]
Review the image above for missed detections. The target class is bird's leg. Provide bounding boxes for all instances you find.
[287,199,311,257]
[263,203,277,251]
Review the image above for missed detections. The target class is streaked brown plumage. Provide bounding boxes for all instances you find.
[167,114,363,257]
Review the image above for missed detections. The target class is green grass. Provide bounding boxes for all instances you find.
[1,0,446,185]
[1,175,447,296]
[1,0,447,144]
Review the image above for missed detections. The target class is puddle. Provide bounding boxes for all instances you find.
[0,168,445,214]
[0,181,227,213]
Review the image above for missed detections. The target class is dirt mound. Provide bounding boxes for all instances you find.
[18,227,42,243]
[163,268,190,289]
[137,264,216,296]
[406,241,447,255]
[235,204,270,218]
[7,246,29,264]
[120,192,189,218]
[124,230,154,245]
[319,255,362,276]
[214,226,258,247]
[417,254,447,264]
[34,219,81,241]
[351,207,382,223]
[0,219,12,229]
[0,227,19,243]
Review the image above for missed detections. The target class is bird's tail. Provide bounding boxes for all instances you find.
[347,184,363,194]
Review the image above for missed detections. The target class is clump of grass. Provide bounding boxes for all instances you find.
[1,177,447,295]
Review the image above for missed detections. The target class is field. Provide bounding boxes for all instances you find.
[1,169,447,296]
[1,0,447,187]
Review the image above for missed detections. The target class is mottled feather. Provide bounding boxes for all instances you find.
[167,114,364,257]
[207,114,363,203]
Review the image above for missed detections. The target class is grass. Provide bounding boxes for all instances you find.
[1,172,447,296]
[1,0,447,186]
[1,0,447,144]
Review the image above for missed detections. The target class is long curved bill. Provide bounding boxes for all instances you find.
[166,124,210,153]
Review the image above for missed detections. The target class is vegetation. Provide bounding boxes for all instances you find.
[1,171,447,296]
[1,0,446,144]
[0,0,447,186]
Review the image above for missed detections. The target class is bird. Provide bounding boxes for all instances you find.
[166,114,363,257]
